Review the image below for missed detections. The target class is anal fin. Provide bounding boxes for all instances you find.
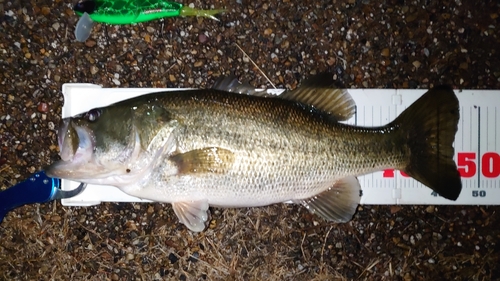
[294,176,361,223]
[172,201,210,232]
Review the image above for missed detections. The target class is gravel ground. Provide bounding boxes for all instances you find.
[1,0,500,280]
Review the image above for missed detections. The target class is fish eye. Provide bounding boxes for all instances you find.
[85,108,101,122]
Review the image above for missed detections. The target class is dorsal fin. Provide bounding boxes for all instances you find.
[212,73,356,121]
[212,75,272,97]
[280,73,356,121]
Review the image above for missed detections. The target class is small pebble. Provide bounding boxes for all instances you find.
[90,66,99,75]
[188,252,199,263]
[390,206,402,214]
[85,40,97,47]
[198,33,208,44]
[209,219,217,229]
[37,103,48,113]
[168,253,178,264]
[51,215,61,222]
[41,6,51,16]
[423,48,430,57]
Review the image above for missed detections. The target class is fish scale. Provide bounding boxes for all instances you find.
[159,92,397,188]
[47,75,462,232]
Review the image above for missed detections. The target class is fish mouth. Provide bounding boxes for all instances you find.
[57,119,72,161]
[46,119,95,178]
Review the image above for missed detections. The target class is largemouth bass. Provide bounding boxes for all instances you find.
[46,74,462,232]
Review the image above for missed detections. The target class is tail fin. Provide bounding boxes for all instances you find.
[393,85,462,200]
[180,7,226,21]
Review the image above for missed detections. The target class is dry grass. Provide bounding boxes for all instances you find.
[1,202,499,280]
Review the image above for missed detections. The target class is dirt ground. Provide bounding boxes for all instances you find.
[1,0,499,280]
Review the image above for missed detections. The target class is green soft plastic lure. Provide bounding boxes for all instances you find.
[73,0,225,42]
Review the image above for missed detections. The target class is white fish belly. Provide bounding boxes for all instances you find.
[129,173,336,208]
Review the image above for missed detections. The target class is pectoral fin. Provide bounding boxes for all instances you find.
[169,147,235,174]
[294,176,361,223]
[172,201,210,232]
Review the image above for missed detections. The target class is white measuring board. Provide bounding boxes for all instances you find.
[59,83,500,206]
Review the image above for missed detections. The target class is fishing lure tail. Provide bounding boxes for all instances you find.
[179,7,226,21]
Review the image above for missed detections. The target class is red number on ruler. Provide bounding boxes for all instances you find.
[382,152,499,178]
[457,152,476,178]
[482,152,500,178]
[382,169,409,178]
[382,170,395,177]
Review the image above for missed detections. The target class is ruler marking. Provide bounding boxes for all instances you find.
[477,106,481,188]
[486,107,489,151]
[363,106,366,126]
[371,105,374,126]
[379,106,382,125]
[461,106,464,151]
[354,105,357,126]
[469,107,472,152]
